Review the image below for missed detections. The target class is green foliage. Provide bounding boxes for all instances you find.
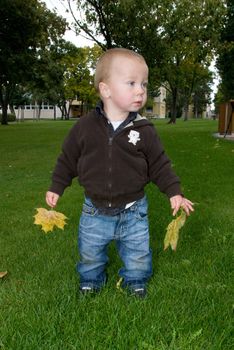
[217,0,234,100]
[28,40,79,119]
[72,0,226,122]
[22,43,101,119]
[149,0,224,121]
[63,45,101,106]
[0,113,16,122]
[0,0,66,124]
[214,85,226,113]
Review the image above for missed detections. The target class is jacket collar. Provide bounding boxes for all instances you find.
[95,101,137,125]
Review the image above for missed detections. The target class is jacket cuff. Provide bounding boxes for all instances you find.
[165,183,183,198]
[48,182,65,196]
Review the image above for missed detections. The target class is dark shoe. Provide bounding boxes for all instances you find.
[130,287,147,299]
[79,286,99,295]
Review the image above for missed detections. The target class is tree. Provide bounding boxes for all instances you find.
[12,42,101,120]
[151,0,225,122]
[68,0,163,57]
[62,44,102,116]
[217,0,234,100]
[178,63,213,120]
[29,40,79,120]
[214,85,226,113]
[192,79,212,119]
[0,0,66,125]
[66,0,225,122]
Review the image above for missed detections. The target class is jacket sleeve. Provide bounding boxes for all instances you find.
[146,126,182,198]
[49,123,80,196]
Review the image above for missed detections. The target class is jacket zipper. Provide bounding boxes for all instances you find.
[106,120,136,208]
[108,136,113,207]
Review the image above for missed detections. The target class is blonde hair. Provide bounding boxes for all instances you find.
[94,48,147,92]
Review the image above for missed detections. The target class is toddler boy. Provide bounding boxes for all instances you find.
[46,48,193,298]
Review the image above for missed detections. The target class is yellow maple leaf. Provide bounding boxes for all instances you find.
[164,210,187,251]
[0,271,8,279]
[34,208,68,233]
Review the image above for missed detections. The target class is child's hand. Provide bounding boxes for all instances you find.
[46,191,60,208]
[170,195,194,216]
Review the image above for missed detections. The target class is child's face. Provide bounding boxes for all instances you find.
[101,55,148,116]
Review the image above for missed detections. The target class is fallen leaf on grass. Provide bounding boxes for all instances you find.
[34,208,68,233]
[0,271,8,279]
[164,210,187,251]
[116,277,123,290]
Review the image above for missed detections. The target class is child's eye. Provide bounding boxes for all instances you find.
[142,82,148,88]
[128,81,135,86]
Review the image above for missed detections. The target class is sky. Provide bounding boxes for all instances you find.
[43,0,94,47]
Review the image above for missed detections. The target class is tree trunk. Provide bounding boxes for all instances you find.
[0,87,8,125]
[66,102,71,120]
[60,101,69,120]
[1,101,8,125]
[184,101,189,121]
[58,104,64,119]
[20,105,25,121]
[62,101,69,120]
[168,88,177,124]
[9,104,16,117]
[81,99,84,117]
[53,105,56,120]
[38,103,41,119]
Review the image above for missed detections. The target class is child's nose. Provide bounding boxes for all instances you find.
[136,84,146,95]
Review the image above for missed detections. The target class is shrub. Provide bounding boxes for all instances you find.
[0,113,16,122]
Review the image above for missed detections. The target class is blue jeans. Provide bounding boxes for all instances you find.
[77,196,152,290]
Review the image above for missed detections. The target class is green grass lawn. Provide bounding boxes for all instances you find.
[0,119,233,350]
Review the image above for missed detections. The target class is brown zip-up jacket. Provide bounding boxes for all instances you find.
[49,108,182,208]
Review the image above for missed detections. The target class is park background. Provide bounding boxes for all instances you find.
[1,1,234,349]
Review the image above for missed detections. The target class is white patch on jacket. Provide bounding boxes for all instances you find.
[128,130,140,146]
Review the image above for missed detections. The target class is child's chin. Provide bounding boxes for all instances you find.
[130,106,142,112]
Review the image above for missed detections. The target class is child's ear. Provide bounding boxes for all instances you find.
[99,82,110,99]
